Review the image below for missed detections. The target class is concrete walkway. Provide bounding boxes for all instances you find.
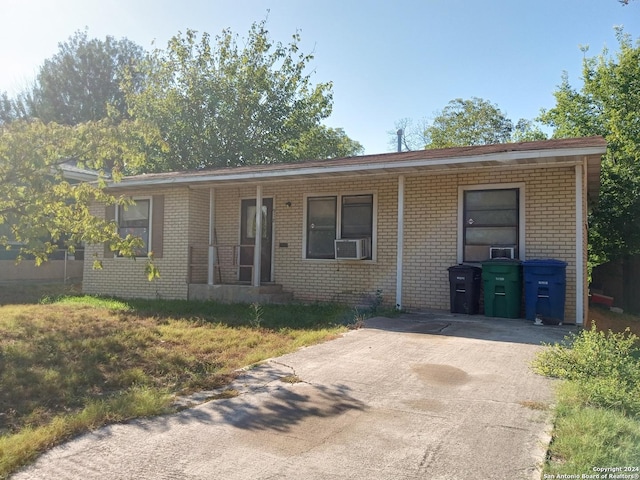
[12,313,575,480]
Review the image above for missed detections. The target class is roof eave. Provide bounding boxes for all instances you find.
[108,144,607,190]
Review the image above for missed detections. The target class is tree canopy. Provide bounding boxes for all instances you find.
[392,97,546,151]
[124,21,361,172]
[539,28,640,266]
[0,24,362,267]
[0,118,160,272]
[424,97,514,148]
[2,30,145,126]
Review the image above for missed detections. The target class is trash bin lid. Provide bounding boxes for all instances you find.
[523,259,567,267]
[448,264,482,272]
[481,259,522,267]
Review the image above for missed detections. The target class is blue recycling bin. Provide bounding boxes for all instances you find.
[523,259,567,323]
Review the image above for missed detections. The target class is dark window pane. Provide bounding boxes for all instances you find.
[118,200,150,256]
[466,227,517,245]
[308,197,336,227]
[308,230,336,258]
[465,209,518,226]
[463,189,519,262]
[342,195,373,239]
[307,197,336,258]
[465,190,517,209]
[118,227,149,257]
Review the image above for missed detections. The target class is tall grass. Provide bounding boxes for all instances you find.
[0,387,170,477]
[533,324,640,474]
[0,295,349,478]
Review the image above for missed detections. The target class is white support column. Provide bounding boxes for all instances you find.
[208,187,216,285]
[575,164,584,325]
[252,185,263,287]
[396,175,405,310]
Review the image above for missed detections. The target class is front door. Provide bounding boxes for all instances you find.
[239,198,273,283]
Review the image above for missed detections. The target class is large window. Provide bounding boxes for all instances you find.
[118,199,151,257]
[463,188,519,262]
[306,194,374,259]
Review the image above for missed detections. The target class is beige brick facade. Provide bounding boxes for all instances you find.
[83,187,191,300]
[83,163,583,322]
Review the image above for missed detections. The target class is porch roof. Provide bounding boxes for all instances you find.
[112,136,607,200]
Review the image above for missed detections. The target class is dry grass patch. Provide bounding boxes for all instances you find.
[0,293,349,478]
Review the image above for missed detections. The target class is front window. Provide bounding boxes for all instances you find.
[463,188,519,262]
[341,195,373,239]
[306,194,374,259]
[118,199,150,257]
[306,196,337,259]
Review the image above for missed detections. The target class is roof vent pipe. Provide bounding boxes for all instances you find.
[397,129,403,152]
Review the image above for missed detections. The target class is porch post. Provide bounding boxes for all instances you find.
[252,184,263,287]
[396,175,405,310]
[575,163,584,325]
[208,187,216,285]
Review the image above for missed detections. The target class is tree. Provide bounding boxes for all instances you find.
[539,28,640,311]
[511,119,548,142]
[23,30,145,125]
[125,22,361,172]
[388,117,430,151]
[284,126,363,160]
[0,118,159,275]
[424,97,514,148]
[391,98,547,151]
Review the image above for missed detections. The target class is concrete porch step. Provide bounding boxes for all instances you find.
[188,283,294,304]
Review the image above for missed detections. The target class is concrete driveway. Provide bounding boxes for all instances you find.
[12,313,575,480]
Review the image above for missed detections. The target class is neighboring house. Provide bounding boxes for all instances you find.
[83,136,607,324]
[0,161,100,283]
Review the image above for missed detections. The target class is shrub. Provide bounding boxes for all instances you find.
[532,324,640,416]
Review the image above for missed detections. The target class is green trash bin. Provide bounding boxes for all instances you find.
[482,260,522,318]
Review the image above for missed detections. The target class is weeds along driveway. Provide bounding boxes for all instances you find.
[12,313,574,480]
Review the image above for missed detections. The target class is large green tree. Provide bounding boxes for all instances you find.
[392,98,546,151]
[125,21,361,172]
[33,30,145,125]
[539,29,640,310]
[284,126,363,161]
[424,97,514,148]
[0,118,159,272]
[1,31,145,126]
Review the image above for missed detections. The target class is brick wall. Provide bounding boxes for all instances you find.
[401,166,578,321]
[83,187,191,299]
[82,164,582,321]
[267,177,399,306]
[188,189,210,284]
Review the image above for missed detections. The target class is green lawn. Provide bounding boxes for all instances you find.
[533,313,640,475]
[0,287,351,478]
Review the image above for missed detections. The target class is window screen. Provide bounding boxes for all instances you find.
[463,189,518,262]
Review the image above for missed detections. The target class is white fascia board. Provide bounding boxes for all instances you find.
[110,145,607,189]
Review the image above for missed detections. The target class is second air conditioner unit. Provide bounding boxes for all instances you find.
[489,246,515,259]
[335,238,368,260]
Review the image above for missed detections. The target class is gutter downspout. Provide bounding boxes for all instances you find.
[252,185,263,287]
[396,175,405,310]
[208,187,216,285]
[575,163,584,325]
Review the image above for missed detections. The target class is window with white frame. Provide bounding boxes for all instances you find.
[117,199,151,257]
[462,188,519,262]
[305,194,374,259]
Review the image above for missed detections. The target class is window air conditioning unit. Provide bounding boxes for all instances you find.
[489,247,515,259]
[335,238,368,260]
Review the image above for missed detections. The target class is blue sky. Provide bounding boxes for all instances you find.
[1,0,639,154]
